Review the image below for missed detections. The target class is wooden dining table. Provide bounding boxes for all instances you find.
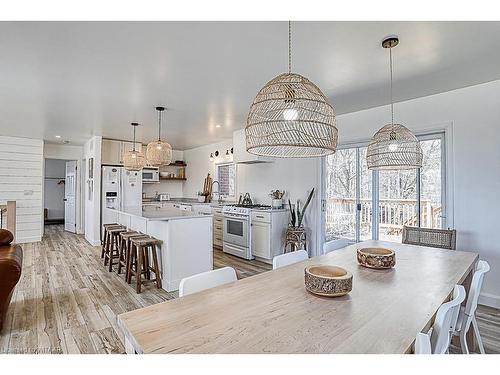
[117,240,478,354]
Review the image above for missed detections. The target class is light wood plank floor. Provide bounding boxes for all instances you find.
[0,225,497,354]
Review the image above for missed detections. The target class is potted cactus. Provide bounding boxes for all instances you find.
[286,188,315,252]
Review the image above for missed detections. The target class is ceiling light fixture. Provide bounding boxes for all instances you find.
[366,36,422,170]
[245,21,338,158]
[215,124,221,128]
[55,135,61,139]
[146,106,172,167]
[123,122,147,171]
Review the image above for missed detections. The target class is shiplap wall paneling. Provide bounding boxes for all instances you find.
[0,136,43,243]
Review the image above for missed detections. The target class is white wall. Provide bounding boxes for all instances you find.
[43,143,84,232]
[183,140,320,256]
[44,159,66,220]
[83,136,102,246]
[0,135,43,243]
[183,79,500,307]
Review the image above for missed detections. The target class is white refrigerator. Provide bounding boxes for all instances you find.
[101,166,142,234]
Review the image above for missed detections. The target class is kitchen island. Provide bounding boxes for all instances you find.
[104,205,213,292]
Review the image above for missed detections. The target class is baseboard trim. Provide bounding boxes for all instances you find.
[15,236,42,244]
[479,292,500,309]
[85,238,101,247]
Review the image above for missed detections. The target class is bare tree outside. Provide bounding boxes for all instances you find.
[325,138,443,242]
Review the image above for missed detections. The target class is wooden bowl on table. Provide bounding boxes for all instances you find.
[304,265,353,297]
[357,247,395,269]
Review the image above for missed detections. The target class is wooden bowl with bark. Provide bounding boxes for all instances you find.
[304,265,353,297]
[357,247,395,269]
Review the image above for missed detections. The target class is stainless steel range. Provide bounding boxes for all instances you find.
[222,204,271,260]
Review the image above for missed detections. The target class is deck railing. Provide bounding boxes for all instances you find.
[0,201,16,238]
[325,197,441,237]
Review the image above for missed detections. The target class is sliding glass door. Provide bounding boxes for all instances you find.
[323,132,445,244]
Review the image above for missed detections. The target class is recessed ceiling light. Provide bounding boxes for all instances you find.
[55,135,61,138]
[215,124,221,128]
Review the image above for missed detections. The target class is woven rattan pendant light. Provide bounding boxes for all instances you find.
[123,122,147,171]
[146,106,172,166]
[366,37,422,170]
[245,21,338,158]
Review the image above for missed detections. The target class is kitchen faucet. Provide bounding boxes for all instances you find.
[211,180,223,204]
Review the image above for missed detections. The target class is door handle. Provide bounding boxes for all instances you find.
[63,198,67,201]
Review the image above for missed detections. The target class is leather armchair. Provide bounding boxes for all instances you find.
[0,229,22,332]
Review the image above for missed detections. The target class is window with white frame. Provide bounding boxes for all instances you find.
[215,163,236,198]
[323,132,445,243]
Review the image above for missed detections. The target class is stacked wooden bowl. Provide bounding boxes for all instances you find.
[304,265,352,297]
[357,247,395,269]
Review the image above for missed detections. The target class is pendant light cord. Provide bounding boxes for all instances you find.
[132,124,136,152]
[389,46,394,127]
[158,110,162,141]
[288,20,292,74]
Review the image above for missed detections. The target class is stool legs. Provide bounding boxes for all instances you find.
[150,244,162,289]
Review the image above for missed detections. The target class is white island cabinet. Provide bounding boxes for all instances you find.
[105,205,213,292]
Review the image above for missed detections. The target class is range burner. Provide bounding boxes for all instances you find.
[228,204,272,209]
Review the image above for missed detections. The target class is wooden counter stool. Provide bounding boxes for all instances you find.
[128,237,162,293]
[101,223,122,258]
[104,225,127,271]
[118,231,149,277]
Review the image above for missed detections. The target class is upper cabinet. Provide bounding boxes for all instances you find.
[102,139,141,165]
[232,129,273,164]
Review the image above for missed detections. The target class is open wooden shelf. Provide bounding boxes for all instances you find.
[159,177,187,181]
[167,162,187,167]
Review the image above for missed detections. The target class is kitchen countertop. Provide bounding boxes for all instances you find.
[142,197,235,208]
[109,206,212,221]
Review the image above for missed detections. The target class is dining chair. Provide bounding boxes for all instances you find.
[414,284,466,354]
[452,260,490,354]
[178,266,237,297]
[272,250,308,270]
[323,239,352,253]
[402,226,457,250]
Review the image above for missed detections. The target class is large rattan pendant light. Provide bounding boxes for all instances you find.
[146,106,172,166]
[366,37,422,170]
[123,122,147,171]
[245,21,338,158]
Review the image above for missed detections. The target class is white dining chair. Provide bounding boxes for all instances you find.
[272,250,308,270]
[178,266,237,297]
[414,284,466,354]
[323,239,352,253]
[452,260,490,354]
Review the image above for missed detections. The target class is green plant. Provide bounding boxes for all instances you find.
[288,188,315,227]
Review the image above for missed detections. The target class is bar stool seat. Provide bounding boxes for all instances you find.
[128,237,162,293]
[104,225,127,271]
[118,231,149,278]
[101,223,122,258]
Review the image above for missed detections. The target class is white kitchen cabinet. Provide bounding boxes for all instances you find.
[251,221,271,258]
[101,139,122,165]
[251,210,289,264]
[232,129,273,164]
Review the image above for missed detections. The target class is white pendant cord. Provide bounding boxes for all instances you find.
[389,46,394,129]
[288,20,292,74]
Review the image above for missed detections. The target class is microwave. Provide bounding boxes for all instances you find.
[142,167,159,183]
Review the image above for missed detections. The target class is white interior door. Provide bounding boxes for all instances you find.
[64,161,77,233]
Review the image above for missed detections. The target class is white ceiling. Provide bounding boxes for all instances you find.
[1,21,500,149]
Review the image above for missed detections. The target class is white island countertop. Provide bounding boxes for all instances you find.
[110,206,212,221]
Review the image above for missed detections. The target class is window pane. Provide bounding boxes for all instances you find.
[378,169,417,242]
[325,148,357,241]
[217,163,236,197]
[359,147,372,240]
[420,139,442,229]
